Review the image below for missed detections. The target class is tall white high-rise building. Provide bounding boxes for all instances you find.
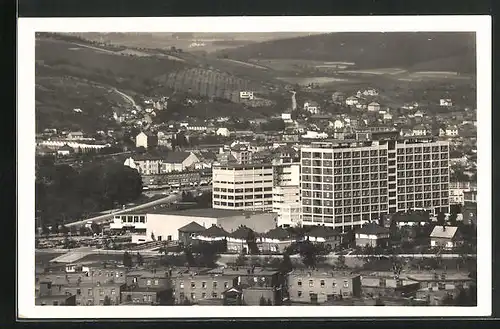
[300,134,450,232]
[212,163,274,211]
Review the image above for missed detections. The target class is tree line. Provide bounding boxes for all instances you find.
[36,156,143,228]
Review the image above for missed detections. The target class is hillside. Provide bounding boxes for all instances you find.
[216,32,476,74]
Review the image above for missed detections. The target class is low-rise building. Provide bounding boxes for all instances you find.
[391,210,431,228]
[368,102,380,112]
[305,226,341,251]
[178,221,206,246]
[121,269,173,305]
[162,151,200,173]
[287,270,361,304]
[354,223,390,248]
[136,131,158,149]
[429,225,462,249]
[260,227,295,253]
[361,273,420,298]
[36,294,76,306]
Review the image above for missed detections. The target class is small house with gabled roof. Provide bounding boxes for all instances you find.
[305,225,341,251]
[260,227,295,254]
[429,225,462,249]
[355,222,390,248]
[178,221,206,247]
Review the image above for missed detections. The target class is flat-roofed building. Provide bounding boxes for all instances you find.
[300,136,450,232]
[212,163,274,211]
[287,270,361,304]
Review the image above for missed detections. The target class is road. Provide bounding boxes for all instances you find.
[65,186,211,228]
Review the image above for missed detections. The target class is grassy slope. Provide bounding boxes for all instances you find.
[217,32,476,74]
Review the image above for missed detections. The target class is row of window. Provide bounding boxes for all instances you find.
[297,279,349,288]
[74,288,116,296]
[179,292,219,300]
[119,216,146,224]
[213,180,273,185]
[396,146,449,154]
[213,194,273,200]
[396,155,448,162]
[302,158,387,167]
[302,214,374,223]
[303,166,389,175]
[213,187,273,193]
[302,204,389,214]
[302,150,388,159]
[303,196,389,207]
[303,174,388,183]
[213,201,273,207]
[303,189,388,198]
[397,192,448,201]
[179,281,230,289]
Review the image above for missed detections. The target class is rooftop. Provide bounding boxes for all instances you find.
[165,151,193,164]
[207,267,279,277]
[288,269,358,279]
[392,211,431,223]
[122,206,253,218]
[264,227,293,240]
[306,225,340,238]
[429,225,459,239]
[198,224,230,237]
[356,222,390,235]
[178,221,206,233]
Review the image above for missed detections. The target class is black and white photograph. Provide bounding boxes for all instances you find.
[17,16,491,318]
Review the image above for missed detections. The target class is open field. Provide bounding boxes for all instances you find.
[35,75,131,132]
[219,58,269,70]
[277,76,348,85]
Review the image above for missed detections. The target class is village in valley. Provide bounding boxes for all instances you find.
[34,32,477,307]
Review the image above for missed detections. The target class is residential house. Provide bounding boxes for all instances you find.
[331,91,346,104]
[124,153,164,175]
[462,190,477,225]
[412,271,474,305]
[260,227,295,254]
[391,211,431,228]
[361,273,420,298]
[178,221,206,247]
[36,293,76,306]
[445,125,459,137]
[136,131,158,149]
[440,99,453,107]
[355,222,390,248]
[305,226,341,251]
[367,102,381,112]
[230,143,253,164]
[303,101,320,115]
[64,281,125,306]
[171,269,236,304]
[57,144,74,156]
[412,125,428,136]
[121,269,173,305]
[193,224,230,244]
[414,110,424,118]
[287,270,361,304]
[429,225,462,249]
[161,151,200,173]
[383,113,393,121]
[240,91,255,101]
[67,131,84,140]
[226,225,257,254]
[345,96,359,106]
[216,128,231,137]
[330,119,344,130]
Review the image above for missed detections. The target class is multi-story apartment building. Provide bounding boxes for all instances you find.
[230,143,253,164]
[287,270,361,304]
[212,163,274,211]
[300,135,450,232]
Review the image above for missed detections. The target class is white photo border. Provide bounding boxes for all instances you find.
[17,15,492,319]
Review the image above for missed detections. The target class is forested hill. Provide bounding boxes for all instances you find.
[217,32,476,74]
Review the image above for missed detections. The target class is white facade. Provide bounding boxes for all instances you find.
[383,113,393,120]
[147,214,217,242]
[275,203,301,228]
[302,131,328,139]
[440,99,453,107]
[445,127,459,137]
[368,102,380,112]
[162,153,199,173]
[240,91,254,100]
[346,97,359,106]
[216,128,230,137]
[38,140,109,152]
[282,113,292,121]
[300,139,450,231]
[136,132,149,149]
[212,164,274,211]
[332,120,344,130]
[304,102,319,114]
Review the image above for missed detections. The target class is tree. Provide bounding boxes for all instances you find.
[375,297,385,306]
[437,212,446,226]
[136,253,144,267]
[449,212,458,226]
[123,251,133,268]
[151,232,156,241]
[184,248,196,267]
[60,225,69,236]
[267,298,273,306]
[279,252,293,274]
[50,225,59,235]
[91,222,102,234]
[41,224,50,236]
[235,253,247,266]
[335,255,347,270]
[79,226,88,236]
[259,296,267,306]
[246,230,260,255]
[103,296,112,305]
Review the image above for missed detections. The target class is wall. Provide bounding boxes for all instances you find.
[217,213,277,234]
[146,214,217,242]
[171,275,237,304]
[287,274,360,304]
[242,287,276,305]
